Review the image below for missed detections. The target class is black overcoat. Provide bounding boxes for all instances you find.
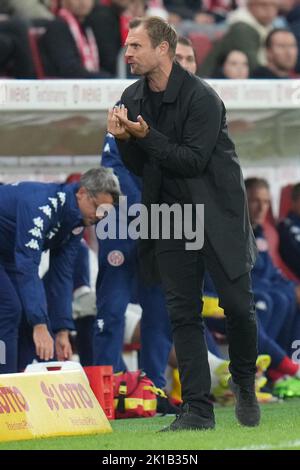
[117,62,257,283]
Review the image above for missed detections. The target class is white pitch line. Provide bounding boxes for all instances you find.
[226,439,300,450]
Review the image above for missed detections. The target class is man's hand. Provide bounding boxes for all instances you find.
[114,107,150,139]
[33,324,54,361]
[107,106,130,140]
[55,330,73,361]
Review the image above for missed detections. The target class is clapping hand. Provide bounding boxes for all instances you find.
[113,105,150,139]
[107,105,130,140]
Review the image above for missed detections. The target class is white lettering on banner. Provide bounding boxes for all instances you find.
[35,86,67,106]
[0,79,299,110]
[80,87,102,103]
[244,85,273,104]
[0,84,7,106]
[291,81,300,106]
[72,84,80,104]
[8,86,30,104]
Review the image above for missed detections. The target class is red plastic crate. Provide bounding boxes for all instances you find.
[84,365,115,420]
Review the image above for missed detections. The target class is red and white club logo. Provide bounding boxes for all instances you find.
[107,250,125,267]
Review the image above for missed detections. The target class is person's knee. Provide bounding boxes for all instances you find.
[166,295,203,329]
[222,294,256,326]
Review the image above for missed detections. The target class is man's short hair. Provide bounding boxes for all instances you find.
[129,16,177,57]
[244,177,270,191]
[79,167,121,204]
[291,182,300,202]
[177,36,193,48]
[265,28,294,49]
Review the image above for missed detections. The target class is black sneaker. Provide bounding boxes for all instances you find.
[156,395,180,415]
[229,378,261,427]
[159,404,215,432]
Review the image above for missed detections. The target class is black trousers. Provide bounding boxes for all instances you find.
[156,238,258,417]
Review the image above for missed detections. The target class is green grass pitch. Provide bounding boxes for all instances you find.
[0,399,299,450]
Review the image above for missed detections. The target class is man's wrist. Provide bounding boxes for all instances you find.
[115,135,130,142]
[33,323,47,330]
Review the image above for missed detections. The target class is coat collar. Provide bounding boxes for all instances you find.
[132,61,187,103]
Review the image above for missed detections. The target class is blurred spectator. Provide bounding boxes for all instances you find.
[86,0,132,76]
[252,28,298,77]
[286,1,300,72]
[6,0,54,20]
[41,0,112,78]
[213,49,249,77]
[163,0,230,24]
[175,35,197,73]
[199,0,279,76]
[246,177,300,357]
[164,0,214,24]
[278,183,300,279]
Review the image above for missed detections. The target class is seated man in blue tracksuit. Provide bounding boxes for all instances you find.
[278,182,300,280]
[245,177,300,357]
[0,168,120,373]
[95,133,177,412]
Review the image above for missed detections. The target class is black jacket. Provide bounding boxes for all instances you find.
[117,62,257,283]
[86,5,122,76]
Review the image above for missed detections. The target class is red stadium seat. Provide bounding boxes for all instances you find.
[28,27,46,79]
[263,220,300,282]
[266,205,276,226]
[279,184,293,221]
[188,32,213,68]
[65,172,82,184]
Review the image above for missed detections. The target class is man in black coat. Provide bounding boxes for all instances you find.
[108,16,260,430]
